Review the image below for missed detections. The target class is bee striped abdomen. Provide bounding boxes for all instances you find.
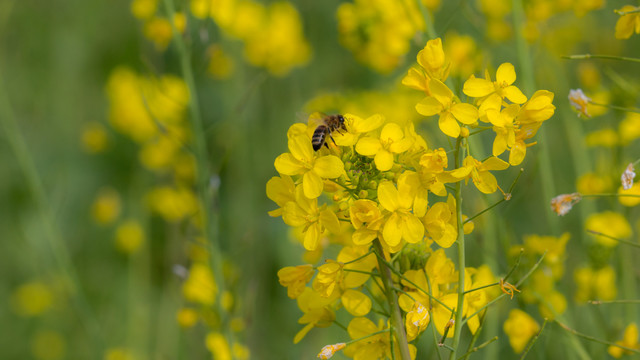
[312,125,328,151]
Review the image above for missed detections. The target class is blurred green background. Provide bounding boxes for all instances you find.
[2,0,640,359]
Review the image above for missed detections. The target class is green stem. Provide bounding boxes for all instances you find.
[586,229,640,249]
[582,193,640,198]
[589,101,640,114]
[562,54,640,64]
[589,299,640,305]
[458,336,497,360]
[556,320,640,354]
[449,137,465,360]
[416,0,437,39]
[162,0,232,343]
[373,240,411,360]
[615,8,640,15]
[519,319,547,359]
[0,66,103,352]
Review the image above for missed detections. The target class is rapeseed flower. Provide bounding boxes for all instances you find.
[586,211,632,247]
[277,264,314,299]
[275,134,345,199]
[615,6,640,39]
[463,63,527,109]
[574,265,617,303]
[504,309,539,353]
[377,174,424,247]
[355,122,414,171]
[282,186,340,251]
[609,323,640,358]
[182,263,217,305]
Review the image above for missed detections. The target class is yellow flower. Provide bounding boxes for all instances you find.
[205,333,231,360]
[266,174,296,217]
[11,281,53,317]
[176,308,198,328]
[81,122,108,153]
[312,261,345,298]
[377,174,425,247]
[345,317,417,359]
[463,63,527,109]
[615,6,640,39]
[503,309,539,353]
[146,186,198,222]
[341,288,372,316]
[182,263,217,305]
[282,185,340,251]
[143,17,173,50]
[586,128,618,148]
[317,343,346,359]
[486,104,518,158]
[332,113,385,147]
[517,90,555,124]
[444,32,480,79]
[538,290,567,320]
[294,287,336,343]
[609,323,640,358]
[405,301,430,341]
[131,0,157,20]
[355,122,414,171]
[114,220,145,255]
[444,155,509,194]
[576,172,612,194]
[104,348,138,360]
[619,183,640,207]
[568,89,591,118]
[416,148,449,198]
[278,264,314,299]
[31,330,66,360]
[425,249,457,289]
[619,113,640,145]
[349,199,384,246]
[207,45,235,79]
[423,195,457,248]
[402,38,450,93]
[586,211,632,247]
[275,134,345,199]
[416,78,479,138]
[575,265,617,303]
[91,187,121,225]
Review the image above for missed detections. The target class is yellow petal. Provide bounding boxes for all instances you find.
[451,103,479,124]
[282,202,307,227]
[274,153,305,175]
[504,85,527,104]
[482,156,510,170]
[303,223,321,250]
[378,181,399,211]
[402,67,428,92]
[293,323,314,344]
[418,38,445,71]
[473,171,498,194]
[341,289,372,316]
[320,209,340,234]
[352,113,385,133]
[383,213,403,247]
[303,171,324,199]
[509,141,526,165]
[493,133,508,157]
[289,134,313,162]
[439,113,461,138]
[374,149,394,171]
[352,228,377,245]
[416,96,443,116]
[496,63,516,85]
[313,155,344,178]
[463,76,494,98]
[381,123,404,142]
[355,137,381,156]
[347,317,378,340]
[403,214,425,243]
[429,78,453,106]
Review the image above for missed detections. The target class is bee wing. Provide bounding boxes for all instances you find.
[305,112,327,138]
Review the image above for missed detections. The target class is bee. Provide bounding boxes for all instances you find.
[311,114,347,151]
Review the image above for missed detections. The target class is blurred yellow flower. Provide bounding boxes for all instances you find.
[503,309,539,353]
[207,45,235,79]
[31,330,66,360]
[91,187,121,225]
[206,332,231,360]
[147,186,198,222]
[104,348,137,360]
[538,290,567,319]
[585,128,618,148]
[574,265,617,303]
[586,211,632,247]
[619,113,640,145]
[131,0,157,20]
[609,323,640,358]
[618,183,640,207]
[576,172,611,194]
[143,17,173,50]
[444,32,480,79]
[115,220,145,254]
[176,307,199,328]
[182,263,218,305]
[615,5,640,39]
[81,122,108,153]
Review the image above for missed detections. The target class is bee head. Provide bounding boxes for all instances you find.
[337,115,345,124]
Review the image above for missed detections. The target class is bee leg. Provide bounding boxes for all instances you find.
[329,133,337,146]
[323,141,330,149]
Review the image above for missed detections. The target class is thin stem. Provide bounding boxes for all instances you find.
[346,328,392,346]
[586,229,640,249]
[463,252,546,325]
[463,282,500,295]
[556,321,640,354]
[615,8,640,16]
[0,64,103,351]
[589,101,640,114]
[416,0,437,39]
[461,314,486,360]
[373,240,411,360]
[162,0,231,341]
[589,299,640,305]
[343,250,375,265]
[582,193,640,198]
[458,336,498,360]
[343,269,381,277]
[449,136,465,360]
[519,319,547,359]
[562,54,640,64]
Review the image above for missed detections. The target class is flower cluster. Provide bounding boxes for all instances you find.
[269,37,555,358]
